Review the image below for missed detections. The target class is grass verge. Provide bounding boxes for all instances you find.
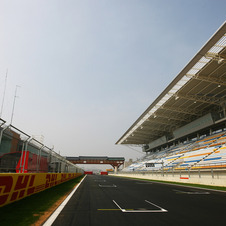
[0,175,84,226]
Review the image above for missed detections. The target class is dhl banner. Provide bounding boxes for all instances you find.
[0,173,82,207]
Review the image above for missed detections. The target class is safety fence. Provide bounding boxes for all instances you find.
[0,119,82,173]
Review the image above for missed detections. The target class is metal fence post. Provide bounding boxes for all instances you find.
[37,145,45,173]
[0,125,9,145]
[22,137,32,173]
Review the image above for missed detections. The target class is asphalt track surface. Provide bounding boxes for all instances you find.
[51,175,226,226]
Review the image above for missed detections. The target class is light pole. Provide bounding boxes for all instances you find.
[10,85,20,125]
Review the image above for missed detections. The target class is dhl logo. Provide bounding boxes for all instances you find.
[0,173,81,207]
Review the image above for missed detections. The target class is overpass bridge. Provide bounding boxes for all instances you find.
[66,156,125,173]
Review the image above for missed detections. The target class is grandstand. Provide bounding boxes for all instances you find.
[116,22,226,185]
[123,132,226,172]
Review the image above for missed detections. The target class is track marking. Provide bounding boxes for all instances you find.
[99,184,117,187]
[43,175,87,226]
[136,182,152,184]
[113,200,124,212]
[112,200,168,213]
[145,200,168,212]
[98,209,122,211]
[173,189,210,195]
[95,180,106,182]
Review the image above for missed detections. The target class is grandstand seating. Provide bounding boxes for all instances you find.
[123,131,226,172]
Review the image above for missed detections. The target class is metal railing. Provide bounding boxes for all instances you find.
[0,119,83,173]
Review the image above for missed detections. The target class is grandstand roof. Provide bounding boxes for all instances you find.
[116,22,226,146]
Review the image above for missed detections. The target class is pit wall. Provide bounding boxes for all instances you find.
[0,173,82,207]
[111,170,226,187]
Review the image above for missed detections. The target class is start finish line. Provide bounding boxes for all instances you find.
[66,156,125,172]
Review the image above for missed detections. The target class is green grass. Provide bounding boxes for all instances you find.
[0,175,84,226]
[118,175,226,191]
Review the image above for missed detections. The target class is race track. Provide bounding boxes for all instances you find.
[51,175,226,226]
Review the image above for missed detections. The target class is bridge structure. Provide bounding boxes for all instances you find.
[66,156,125,173]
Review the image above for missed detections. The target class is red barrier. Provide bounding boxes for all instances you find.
[84,171,93,175]
[100,172,108,175]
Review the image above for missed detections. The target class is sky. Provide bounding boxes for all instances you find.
[0,0,226,169]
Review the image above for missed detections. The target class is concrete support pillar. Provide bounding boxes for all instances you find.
[114,166,118,174]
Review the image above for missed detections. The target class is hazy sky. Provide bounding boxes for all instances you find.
[0,0,226,165]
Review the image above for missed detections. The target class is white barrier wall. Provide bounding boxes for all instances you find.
[111,170,226,187]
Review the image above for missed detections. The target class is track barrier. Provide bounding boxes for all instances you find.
[0,173,82,207]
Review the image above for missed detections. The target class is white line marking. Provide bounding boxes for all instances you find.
[94,180,106,182]
[113,200,125,212]
[124,210,166,213]
[136,182,152,184]
[43,175,87,226]
[173,189,210,195]
[145,200,168,212]
[112,200,168,213]
[99,184,117,187]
